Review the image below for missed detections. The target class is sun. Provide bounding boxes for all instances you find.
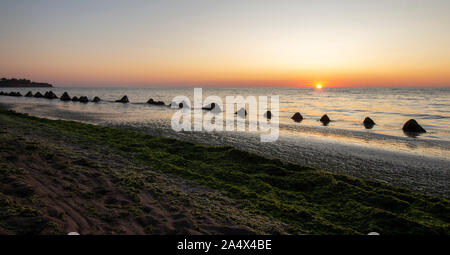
[315,83,323,89]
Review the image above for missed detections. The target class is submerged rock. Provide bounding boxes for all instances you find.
[25,91,33,97]
[202,103,216,111]
[60,92,71,101]
[264,111,272,119]
[115,95,129,103]
[235,108,247,117]
[291,112,303,122]
[34,92,44,98]
[402,119,426,133]
[8,92,19,96]
[170,101,189,109]
[79,96,89,103]
[72,96,79,102]
[93,96,101,103]
[363,117,375,129]
[320,114,331,125]
[44,91,58,99]
[147,98,165,105]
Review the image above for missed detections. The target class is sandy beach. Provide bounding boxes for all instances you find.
[0,107,448,234]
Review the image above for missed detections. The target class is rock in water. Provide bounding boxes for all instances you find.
[363,117,375,129]
[147,98,165,105]
[264,111,272,119]
[291,112,303,122]
[171,101,189,109]
[9,92,22,97]
[235,108,247,117]
[402,119,426,133]
[0,91,4,95]
[72,96,79,102]
[60,92,71,101]
[202,103,216,110]
[93,96,101,103]
[116,95,129,103]
[25,91,33,97]
[79,96,89,103]
[45,91,58,99]
[34,92,43,98]
[320,114,331,125]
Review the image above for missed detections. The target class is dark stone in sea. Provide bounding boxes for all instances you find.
[0,91,4,95]
[170,100,191,109]
[402,119,426,133]
[116,95,129,103]
[34,92,43,98]
[235,108,247,117]
[9,92,22,97]
[147,98,165,105]
[60,92,71,101]
[292,112,303,122]
[171,101,188,108]
[25,91,33,97]
[264,111,272,119]
[93,96,101,103]
[45,91,58,99]
[72,96,79,102]
[363,117,375,129]
[320,114,331,125]
[202,102,216,111]
[79,96,89,103]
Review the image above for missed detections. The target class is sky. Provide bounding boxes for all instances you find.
[0,0,449,87]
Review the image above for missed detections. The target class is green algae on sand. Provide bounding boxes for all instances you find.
[0,107,449,235]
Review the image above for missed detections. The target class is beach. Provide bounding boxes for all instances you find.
[0,107,449,234]
[0,87,449,198]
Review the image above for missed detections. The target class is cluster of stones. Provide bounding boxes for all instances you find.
[289,112,426,133]
[0,91,22,97]
[0,91,428,133]
[59,92,100,103]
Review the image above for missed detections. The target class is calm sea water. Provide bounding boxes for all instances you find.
[1,87,449,159]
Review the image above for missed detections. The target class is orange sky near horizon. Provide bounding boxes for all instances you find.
[1,0,449,88]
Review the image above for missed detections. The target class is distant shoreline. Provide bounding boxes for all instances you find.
[0,78,52,88]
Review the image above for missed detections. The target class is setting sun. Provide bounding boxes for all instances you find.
[316,83,323,89]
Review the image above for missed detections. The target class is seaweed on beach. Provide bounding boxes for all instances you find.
[0,108,449,235]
